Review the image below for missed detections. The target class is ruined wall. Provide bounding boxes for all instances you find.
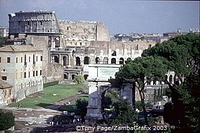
[46,63,64,82]
[59,20,110,42]
[16,84,43,102]
[9,11,59,35]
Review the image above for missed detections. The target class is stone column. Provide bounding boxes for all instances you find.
[86,81,103,119]
[59,54,62,65]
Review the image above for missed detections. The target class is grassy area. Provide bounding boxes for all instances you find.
[9,84,87,108]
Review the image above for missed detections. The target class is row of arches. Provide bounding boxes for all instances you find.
[75,56,125,66]
[52,55,125,66]
[64,73,89,80]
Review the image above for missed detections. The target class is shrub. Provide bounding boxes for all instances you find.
[74,75,85,84]
[0,110,14,131]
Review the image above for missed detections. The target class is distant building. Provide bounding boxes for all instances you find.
[0,26,8,37]
[0,45,43,102]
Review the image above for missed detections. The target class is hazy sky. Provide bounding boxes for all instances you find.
[0,0,199,34]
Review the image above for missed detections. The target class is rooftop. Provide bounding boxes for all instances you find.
[0,80,12,89]
[0,45,42,52]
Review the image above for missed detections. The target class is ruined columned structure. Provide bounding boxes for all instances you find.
[8,11,60,37]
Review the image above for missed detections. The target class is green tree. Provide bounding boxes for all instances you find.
[75,99,88,121]
[115,56,168,126]
[0,109,14,131]
[74,75,85,84]
[0,37,7,47]
[142,33,200,132]
[109,101,136,126]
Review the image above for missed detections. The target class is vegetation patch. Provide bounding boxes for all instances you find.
[9,84,87,108]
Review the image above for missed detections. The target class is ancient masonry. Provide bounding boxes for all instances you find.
[7,11,157,82]
[0,10,167,105]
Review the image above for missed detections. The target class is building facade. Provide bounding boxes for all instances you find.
[0,45,43,101]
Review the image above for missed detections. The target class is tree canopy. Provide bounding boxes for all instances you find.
[0,109,15,131]
[115,33,200,131]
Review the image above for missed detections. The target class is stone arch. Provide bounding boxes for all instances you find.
[111,50,116,56]
[54,56,59,63]
[72,74,76,80]
[84,56,90,64]
[76,57,81,66]
[63,56,67,66]
[103,57,108,64]
[84,74,89,80]
[119,57,124,64]
[111,58,116,64]
[95,57,100,64]
[64,73,68,79]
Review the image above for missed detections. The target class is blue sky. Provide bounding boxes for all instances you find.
[0,0,199,34]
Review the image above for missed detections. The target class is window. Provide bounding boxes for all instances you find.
[16,57,18,63]
[111,58,116,64]
[33,54,35,64]
[2,76,7,80]
[29,56,31,62]
[7,57,10,63]
[24,72,26,78]
[36,56,38,61]
[33,71,35,76]
[21,57,23,63]
[40,56,43,61]
[0,57,1,63]
[36,71,38,76]
[40,70,42,75]
[111,51,116,56]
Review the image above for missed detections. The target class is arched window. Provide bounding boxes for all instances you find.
[84,74,89,80]
[111,50,116,56]
[111,58,116,64]
[84,56,90,64]
[64,73,68,79]
[95,57,100,64]
[63,56,67,66]
[119,57,124,64]
[76,57,81,66]
[153,80,156,85]
[54,56,59,63]
[72,74,75,80]
[103,57,108,64]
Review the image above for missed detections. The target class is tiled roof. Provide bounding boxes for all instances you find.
[0,80,12,89]
[0,45,42,52]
